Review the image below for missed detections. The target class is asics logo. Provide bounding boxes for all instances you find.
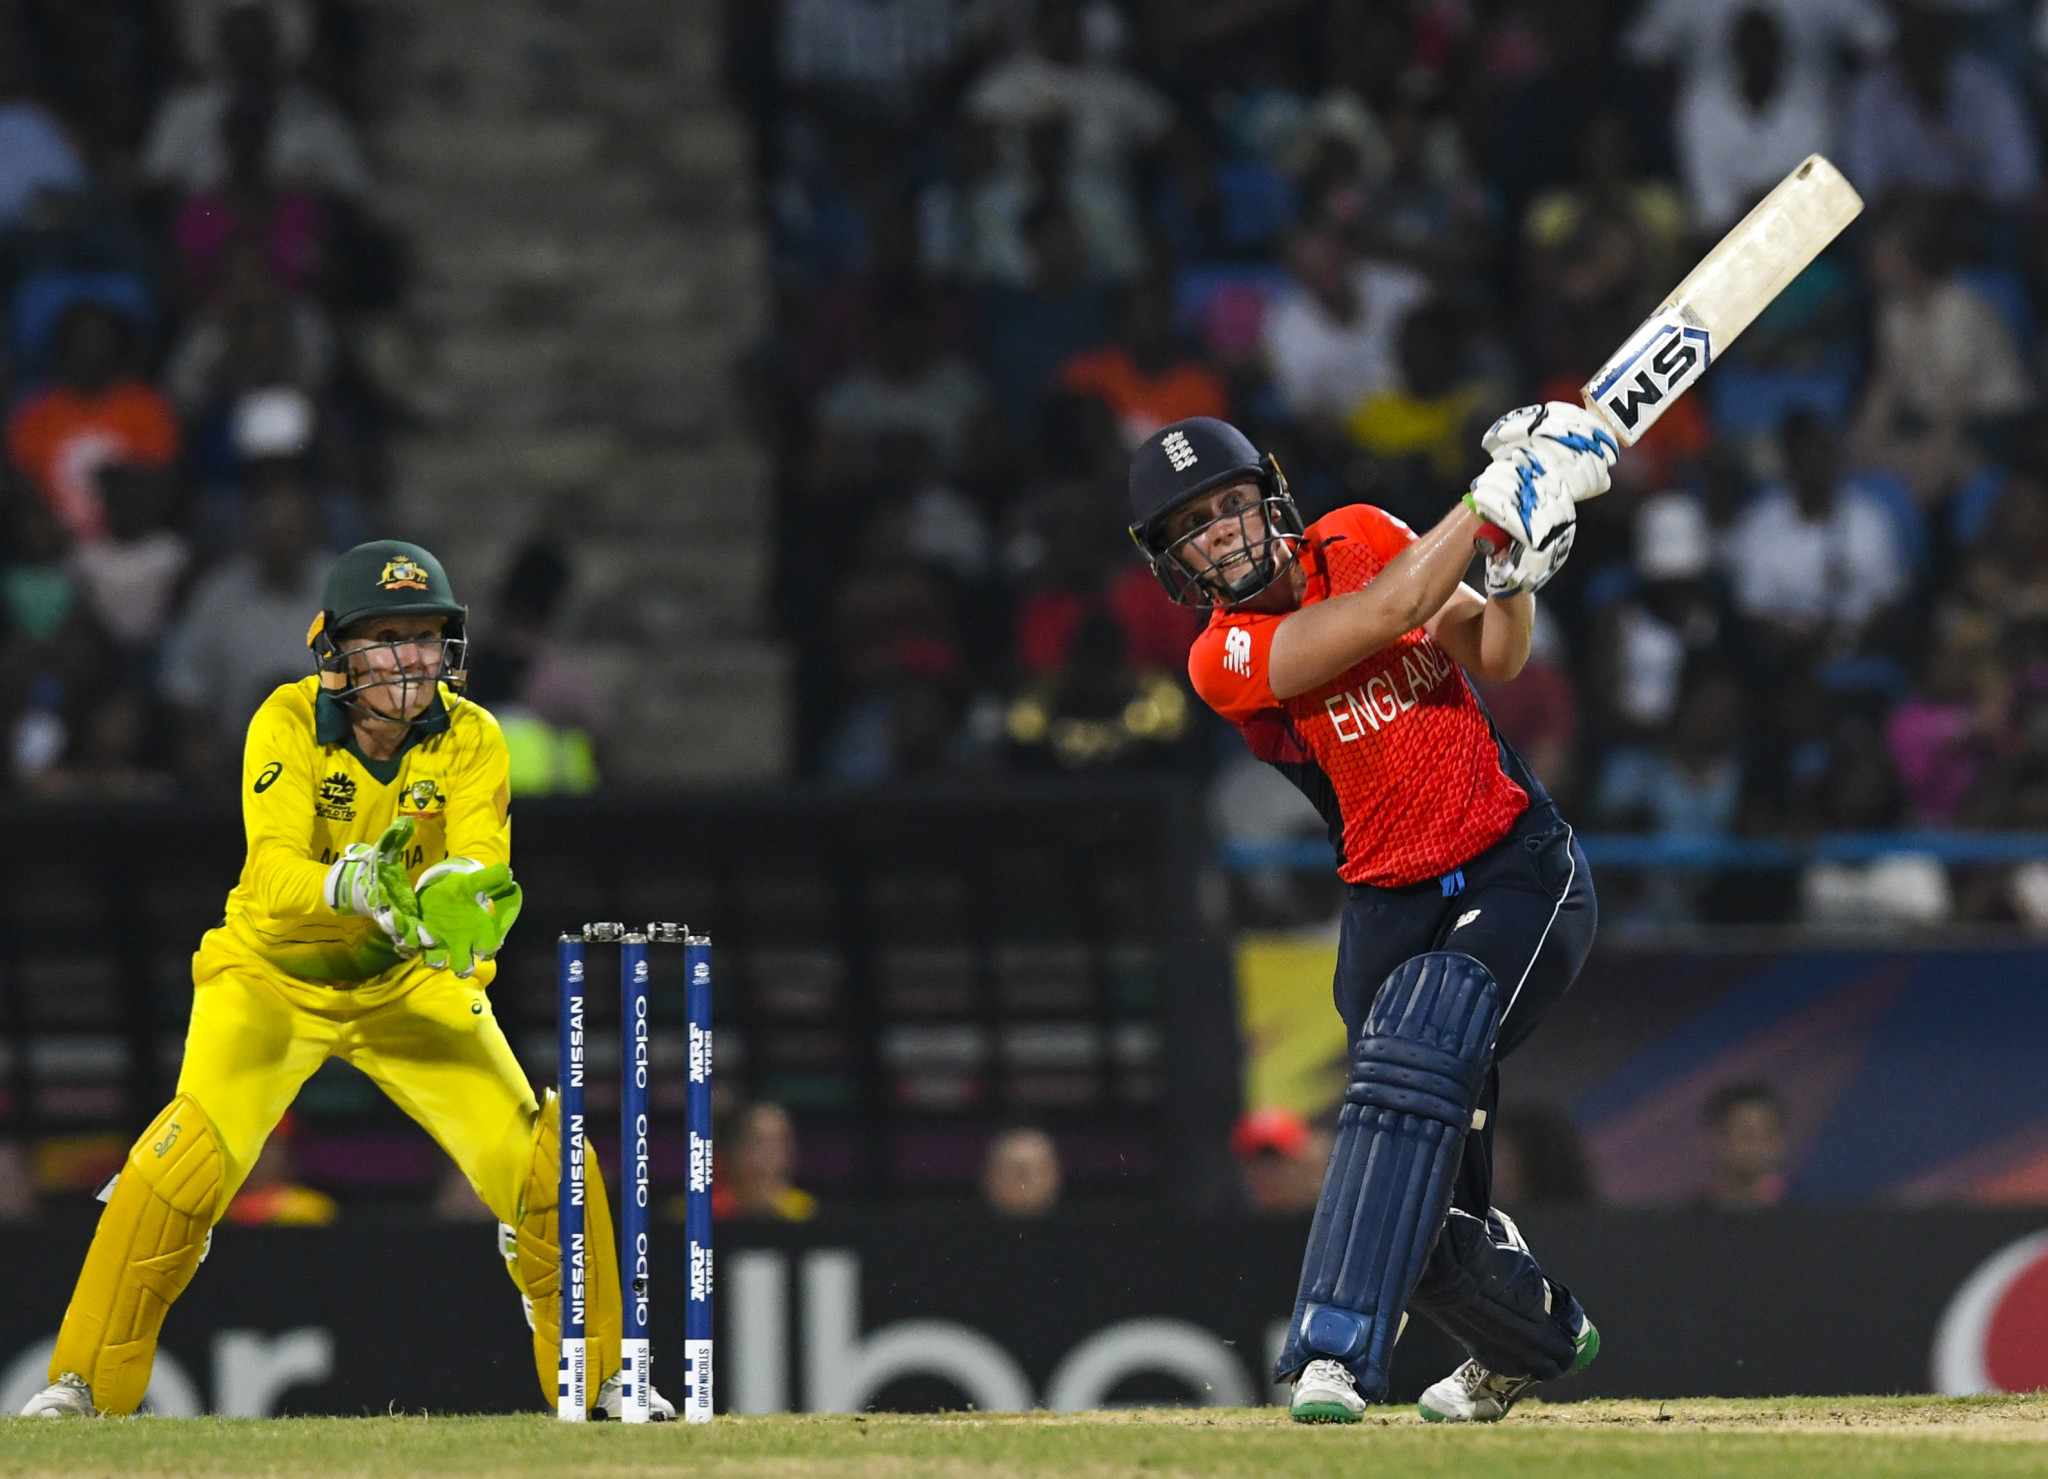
[1162,431,1198,472]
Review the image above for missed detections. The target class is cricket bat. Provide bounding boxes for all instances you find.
[1581,154,1864,445]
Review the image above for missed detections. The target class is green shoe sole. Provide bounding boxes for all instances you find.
[1291,1401,1363,1424]
[1568,1318,1601,1376]
[1417,1400,1452,1423]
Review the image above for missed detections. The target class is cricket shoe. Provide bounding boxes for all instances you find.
[1289,1359,1367,1423]
[1417,1313,1600,1423]
[20,1373,95,1417]
[591,1370,675,1421]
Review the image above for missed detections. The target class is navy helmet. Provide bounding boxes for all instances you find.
[1127,417,1304,609]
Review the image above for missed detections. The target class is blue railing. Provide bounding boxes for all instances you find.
[1217,832,2048,873]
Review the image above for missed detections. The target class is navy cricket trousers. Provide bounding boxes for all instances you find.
[1331,798,1596,1220]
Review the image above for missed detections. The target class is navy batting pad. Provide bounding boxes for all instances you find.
[1409,1208,1582,1380]
[1274,952,1502,1395]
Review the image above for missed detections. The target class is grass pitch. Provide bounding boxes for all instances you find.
[2,1397,2045,1478]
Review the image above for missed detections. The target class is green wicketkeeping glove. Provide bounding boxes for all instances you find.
[324,819,428,957]
[412,860,523,978]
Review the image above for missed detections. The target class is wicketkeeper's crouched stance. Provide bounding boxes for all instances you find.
[1131,409,1612,1422]
[23,541,662,1419]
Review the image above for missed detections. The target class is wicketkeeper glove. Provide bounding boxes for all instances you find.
[1479,401,1619,501]
[410,859,523,978]
[324,818,428,957]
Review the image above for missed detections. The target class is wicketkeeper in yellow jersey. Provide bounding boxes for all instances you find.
[22,540,667,1420]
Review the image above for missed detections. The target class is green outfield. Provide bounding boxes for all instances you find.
[2,1398,2046,1478]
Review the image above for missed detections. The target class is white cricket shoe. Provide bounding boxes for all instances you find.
[591,1370,675,1422]
[21,1373,95,1417]
[1417,1317,1600,1423]
[1289,1359,1366,1423]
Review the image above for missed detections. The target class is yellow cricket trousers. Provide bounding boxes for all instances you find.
[180,931,535,1215]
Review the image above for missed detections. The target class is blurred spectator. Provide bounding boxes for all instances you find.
[1886,613,2006,829]
[983,1126,1062,1217]
[166,253,336,421]
[1853,196,2032,504]
[465,541,603,796]
[965,0,1171,283]
[1057,277,1228,449]
[1725,412,1907,648]
[1800,716,1953,925]
[1523,113,1686,382]
[0,1139,36,1221]
[0,42,88,227]
[1354,86,1492,285]
[1262,224,1428,424]
[1234,1106,1329,1215]
[1701,1081,1790,1210]
[1345,300,1497,514]
[1843,6,2038,210]
[711,1102,817,1221]
[1590,493,1727,747]
[1152,114,1297,267]
[1626,0,1889,229]
[158,482,325,775]
[142,2,369,199]
[71,463,190,658]
[7,301,179,542]
[977,202,1111,437]
[223,1115,337,1226]
[1493,1105,1596,1206]
[172,90,328,303]
[810,298,990,492]
[1597,667,1747,838]
[26,685,174,799]
[1006,606,1191,771]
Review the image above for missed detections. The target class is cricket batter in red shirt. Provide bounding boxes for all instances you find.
[1128,408,1616,1424]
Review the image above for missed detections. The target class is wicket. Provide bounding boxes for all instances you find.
[557,923,714,1424]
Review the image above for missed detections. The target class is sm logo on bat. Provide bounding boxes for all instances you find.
[1588,312,1712,436]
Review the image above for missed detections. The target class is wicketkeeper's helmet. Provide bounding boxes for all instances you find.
[1127,417,1304,609]
[307,539,469,710]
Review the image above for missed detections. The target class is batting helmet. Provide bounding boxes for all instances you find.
[1127,417,1304,609]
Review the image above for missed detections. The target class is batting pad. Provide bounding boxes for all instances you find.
[1275,952,1500,1396]
[50,1094,225,1414]
[507,1092,623,1407]
[1410,1208,1582,1379]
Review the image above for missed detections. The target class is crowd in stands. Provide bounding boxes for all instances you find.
[0,0,598,799]
[0,0,389,796]
[736,0,2048,926]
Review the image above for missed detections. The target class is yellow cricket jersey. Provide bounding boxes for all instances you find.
[216,675,512,984]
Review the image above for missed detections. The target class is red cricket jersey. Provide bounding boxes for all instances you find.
[1188,504,1528,887]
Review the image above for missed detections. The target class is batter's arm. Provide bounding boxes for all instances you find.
[1426,584,1534,683]
[1267,505,1496,700]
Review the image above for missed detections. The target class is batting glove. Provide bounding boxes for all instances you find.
[1463,449,1581,560]
[1484,517,1577,599]
[1480,402,1619,501]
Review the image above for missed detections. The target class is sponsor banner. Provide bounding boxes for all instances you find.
[3,1212,2047,1416]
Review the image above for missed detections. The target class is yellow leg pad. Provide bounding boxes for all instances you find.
[506,1092,622,1409]
[50,1095,225,1415]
